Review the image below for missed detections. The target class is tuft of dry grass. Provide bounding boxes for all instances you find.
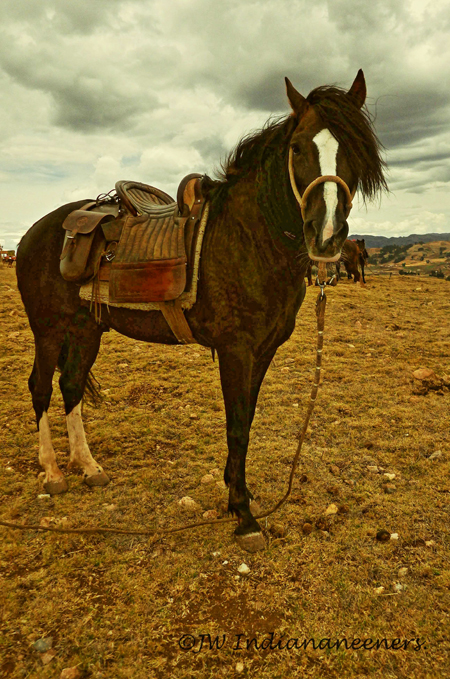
[1,266,449,678]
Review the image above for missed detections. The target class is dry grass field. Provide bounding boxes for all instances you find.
[1,264,449,679]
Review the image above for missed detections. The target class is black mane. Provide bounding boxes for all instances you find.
[204,84,387,203]
[306,85,388,201]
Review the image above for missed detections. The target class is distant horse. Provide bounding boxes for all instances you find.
[16,71,386,551]
[338,238,368,283]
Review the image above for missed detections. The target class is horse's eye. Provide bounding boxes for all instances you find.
[291,144,300,154]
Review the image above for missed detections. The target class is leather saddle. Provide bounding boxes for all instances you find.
[60,173,206,304]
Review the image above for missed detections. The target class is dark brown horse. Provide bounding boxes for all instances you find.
[338,238,368,284]
[16,71,386,551]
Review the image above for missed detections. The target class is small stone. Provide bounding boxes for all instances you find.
[202,509,218,520]
[212,551,221,557]
[329,464,340,475]
[201,474,214,484]
[103,504,116,511]
[390,533,399,541]
[236,662,245,673]
[270,522,286,538]
[118,363,129,368]
[376,530,391,542]
[39,517,55,528]
[41,650,56,665]
[413,368,435,380]
[32,638,53,652]
[425,540,436,548]
[325,503,338,516]
[189,413,199,420]
[302,522,313,535]
[398,567,408,577]
[178,496,201,512]
[383,473,396,481]
[392,582,403,593]
[60,668,82,679]
[374,586,385,594]
[222,560,229,565]
[238,563,250,576]
[347,344,355,348]
[384,484,396,494]
[37,494,51,500]
[367,465,379,473]
[320,530,330,538]
[284,358,295,364]
[280,367,290,372]
[355,321,362,330]
[428,451,443,461]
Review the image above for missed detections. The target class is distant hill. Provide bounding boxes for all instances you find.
[348,233,450,248]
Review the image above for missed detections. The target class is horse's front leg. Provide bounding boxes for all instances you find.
[217,345,268,552]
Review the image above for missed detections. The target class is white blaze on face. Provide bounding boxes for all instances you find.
[313,129,339,244]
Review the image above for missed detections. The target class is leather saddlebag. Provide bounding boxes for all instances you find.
[60,206,114,283]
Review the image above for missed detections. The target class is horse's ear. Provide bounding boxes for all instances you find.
[347,69,366,109]
[285,78,309,118]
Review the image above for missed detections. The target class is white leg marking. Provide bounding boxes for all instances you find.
[67,404,104,478]
[39,412,65,483]
[313,128,339,244]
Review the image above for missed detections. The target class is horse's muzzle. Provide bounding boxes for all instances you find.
[303,219,348,262]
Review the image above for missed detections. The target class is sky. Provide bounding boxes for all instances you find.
[1,0,449,250]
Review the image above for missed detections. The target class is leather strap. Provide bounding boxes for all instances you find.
[158,299,197,344]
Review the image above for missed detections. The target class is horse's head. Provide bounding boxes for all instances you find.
[285,71,367,262]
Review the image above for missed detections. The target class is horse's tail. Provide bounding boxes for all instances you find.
[57,334,103,407]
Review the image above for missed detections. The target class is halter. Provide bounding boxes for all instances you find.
[288,147,356,222]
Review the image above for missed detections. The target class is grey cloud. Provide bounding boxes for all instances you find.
[0,0,449,240]
[0,0,124,35]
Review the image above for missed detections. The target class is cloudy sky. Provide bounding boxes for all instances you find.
[0,0,449,250]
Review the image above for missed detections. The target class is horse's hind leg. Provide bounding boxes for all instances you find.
[59,310,109,487]
[30,333,69,495]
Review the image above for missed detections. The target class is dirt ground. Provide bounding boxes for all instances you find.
[1,265,449,679]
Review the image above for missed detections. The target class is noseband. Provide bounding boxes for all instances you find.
[288,147,356,222]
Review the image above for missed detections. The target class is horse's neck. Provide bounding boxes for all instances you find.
[212,173,308,280]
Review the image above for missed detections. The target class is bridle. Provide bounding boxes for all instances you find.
[288,146,356,222]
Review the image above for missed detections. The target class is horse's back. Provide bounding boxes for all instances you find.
[17,200,92,318]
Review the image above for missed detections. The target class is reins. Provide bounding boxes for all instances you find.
[0,264,332,542]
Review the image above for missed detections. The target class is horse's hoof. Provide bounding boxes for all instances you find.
[235,531,266,553]
[84,471,110,488]
[43,478,68,495]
